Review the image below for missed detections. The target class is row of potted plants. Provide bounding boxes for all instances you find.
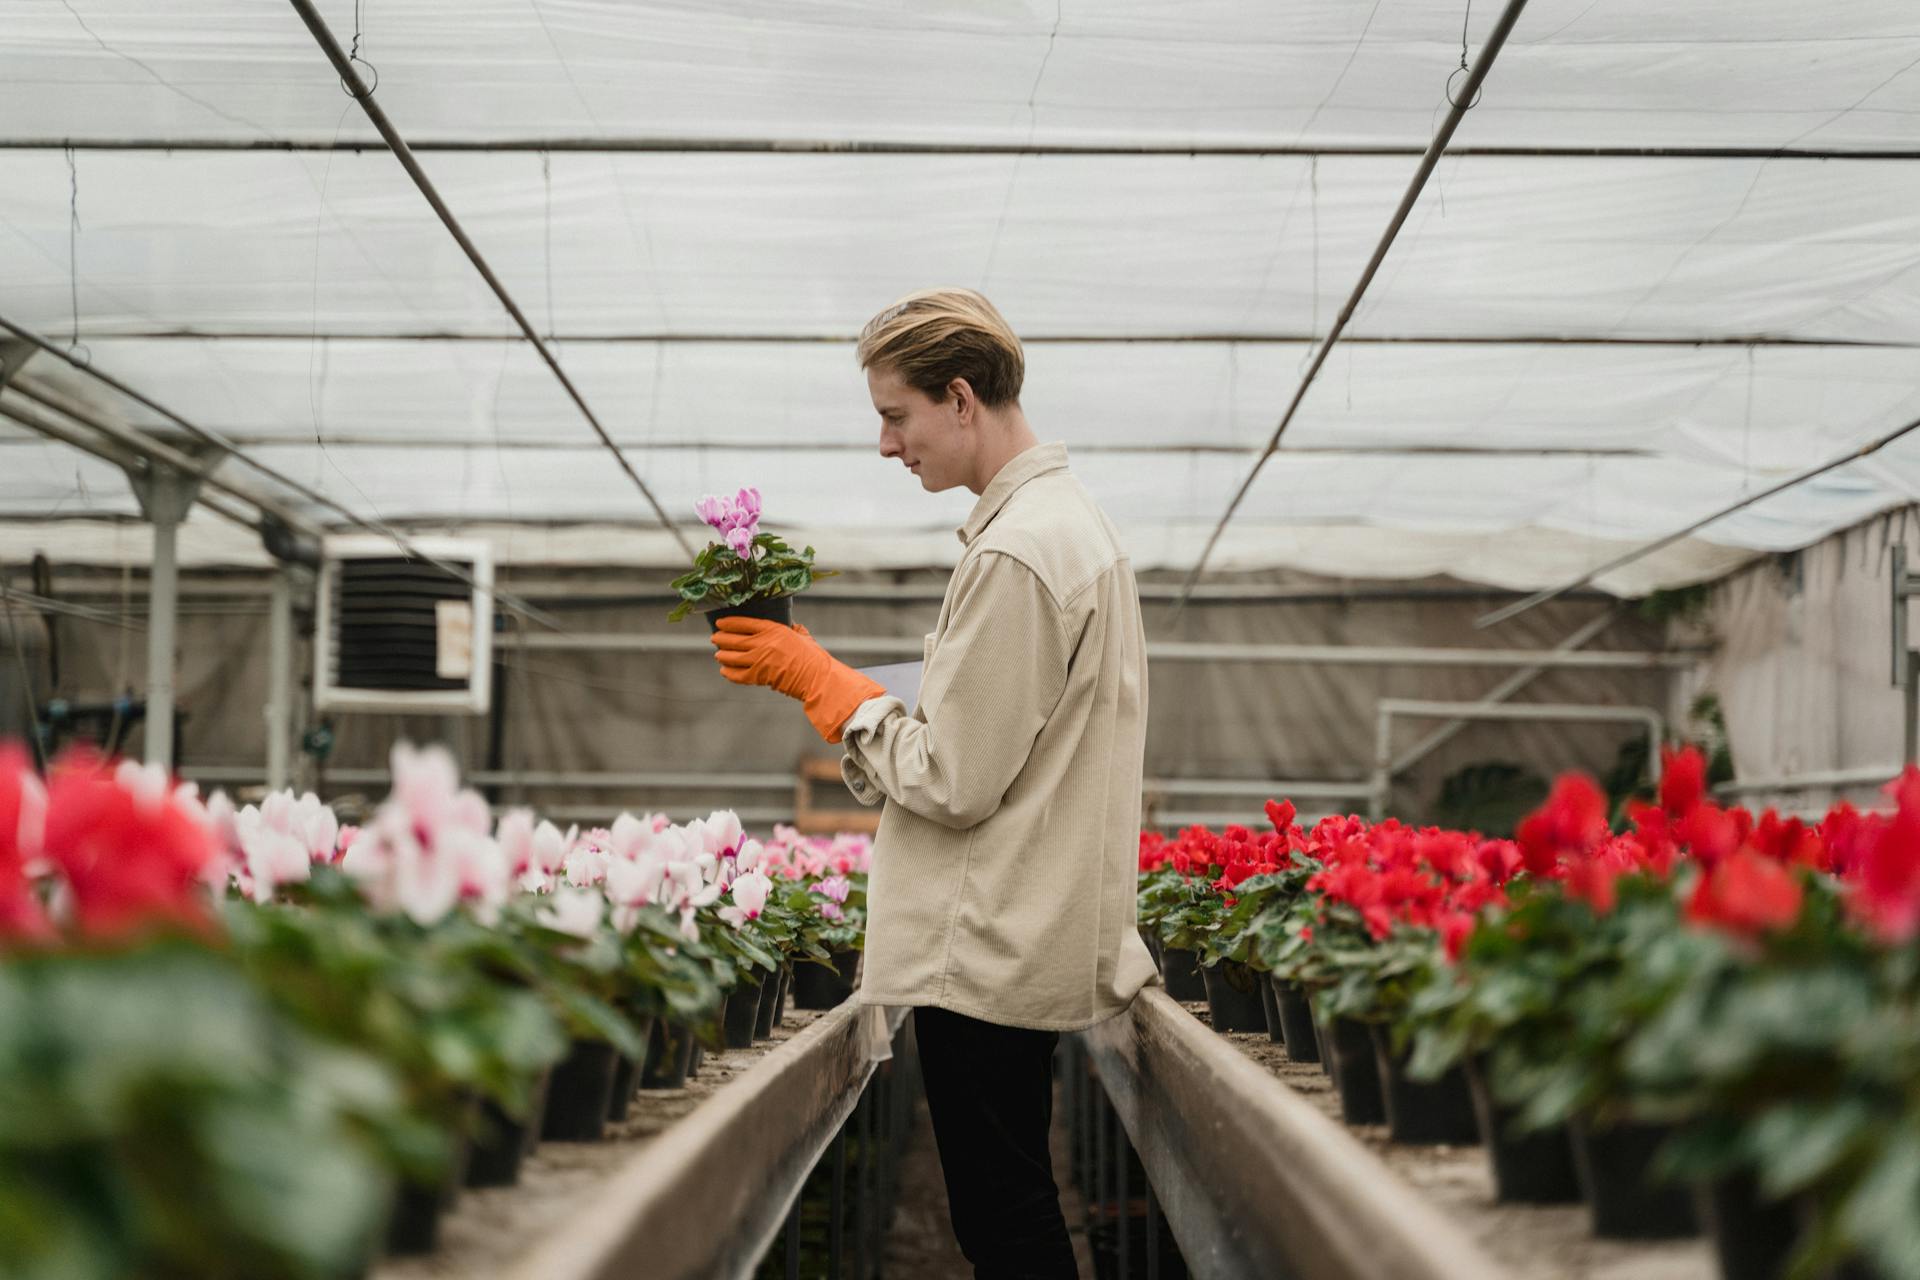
[0,740,868,1280]
[1137,753,1920,1280]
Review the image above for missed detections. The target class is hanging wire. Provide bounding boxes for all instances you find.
[1446,0,1485,109]
[341,0,379,96]
[1741,345,1756,497]
[1304,154,1321,374]
[541,150,557,349]
[63,147,90,366]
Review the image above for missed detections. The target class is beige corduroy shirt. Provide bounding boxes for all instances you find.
[840,442,1161,1030]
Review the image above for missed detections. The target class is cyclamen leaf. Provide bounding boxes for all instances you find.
[1840,1126,1920,1280]
[1752,1099,1877,1200]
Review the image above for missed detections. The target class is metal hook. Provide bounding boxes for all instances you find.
[1445,66,1483,110]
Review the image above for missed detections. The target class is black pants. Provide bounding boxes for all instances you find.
[913,1005,1079,1280]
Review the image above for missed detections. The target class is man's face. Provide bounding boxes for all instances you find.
[869,365,970,493]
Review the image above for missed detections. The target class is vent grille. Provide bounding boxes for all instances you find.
[330,557,471,692]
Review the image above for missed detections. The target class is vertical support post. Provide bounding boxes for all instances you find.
[1146,1179,1161,1280]
[1093,1073,1107,1252]
[828,1125,846,1280]
[125,457,215,772]
[857,1086,872,1280]
[1113,1094,1129,1278]
[146,502,180,769]
[266,570,293,790]
[1369,701,1394,822]
[784,1192,801,1280]
[1907,650,1919,766]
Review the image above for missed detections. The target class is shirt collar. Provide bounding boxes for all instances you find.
[957,442,1071,546]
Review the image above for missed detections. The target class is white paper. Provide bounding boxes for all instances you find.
[858,661,923,712]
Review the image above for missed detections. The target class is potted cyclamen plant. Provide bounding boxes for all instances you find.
[669,487,832,629]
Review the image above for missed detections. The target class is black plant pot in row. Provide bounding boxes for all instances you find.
[791,948,861,1009]
[754,967,787,1039]
[544,1038,621,1142]
[1258,976,1286,1045]
[1201,960,1268,1034]
[1317,1011,1386,1125]
[1158,947,1207,1002]
[1462,1057,1581,1204]
[1568,1116,1698,1240]
[1368,1025,1479,1146]
[724,975,765,1049]
[465,1068,552,1190]
[1269,978,1320,1064]
[641,1018,697,1091]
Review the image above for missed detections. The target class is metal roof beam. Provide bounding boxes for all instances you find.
[10,138,1919,161]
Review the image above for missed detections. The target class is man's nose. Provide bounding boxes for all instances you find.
[877,428,900,458]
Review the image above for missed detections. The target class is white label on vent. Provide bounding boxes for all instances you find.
[436,599,474,680]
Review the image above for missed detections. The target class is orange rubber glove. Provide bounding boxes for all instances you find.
[710,617,887,744]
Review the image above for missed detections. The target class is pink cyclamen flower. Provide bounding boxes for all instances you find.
[719,869,773,929]
[536,887,605,940]
[815,875,851,904]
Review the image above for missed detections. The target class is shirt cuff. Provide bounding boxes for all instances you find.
[839,695,904,808]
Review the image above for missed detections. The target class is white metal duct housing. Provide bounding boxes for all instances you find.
[314,536,494,714]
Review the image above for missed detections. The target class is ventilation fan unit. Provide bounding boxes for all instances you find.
[314,536,495,714]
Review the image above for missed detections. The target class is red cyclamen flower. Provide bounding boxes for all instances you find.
[1684,847,1804,939]
[40,751,219,941]
[0,744,53,942]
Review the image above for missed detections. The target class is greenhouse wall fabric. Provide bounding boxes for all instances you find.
[1676,510,1913,813]
[18,566,1670,828]
[4,1,1920,593]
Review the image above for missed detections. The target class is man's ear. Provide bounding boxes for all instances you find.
[947,377,976,427]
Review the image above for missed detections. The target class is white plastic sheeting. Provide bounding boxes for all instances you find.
[3,1,1920,584]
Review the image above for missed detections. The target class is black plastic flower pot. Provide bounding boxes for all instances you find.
[542,1038,620,1142]
[384,1180,448,1257]
[641,1018,697,1090]
[1696,1170,1800,1280]
[689,1042,705,1077]
[792,948,860,1009]
[1201,960,1268,1034]
[1258,974,1286,1044]
[1568,1117,1699,1240]
[1324,1017,1386,1125]
[1369,1024,1479,1145]
[1160,947,1207,1002]
[1463,1056,1580,1203]
[773,967,790,1025]
[466,1068,551,1189]
[753,966,783,1040]
[607,1053,638,1122]
[1272,979,1320,1064]
[706,593,794,633]
[385,1128,471,1256]
[724,976,765,1048]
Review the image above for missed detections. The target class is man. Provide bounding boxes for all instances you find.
[710,287,1158,1278]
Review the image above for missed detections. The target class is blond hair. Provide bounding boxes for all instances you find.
[856,288,1025,407]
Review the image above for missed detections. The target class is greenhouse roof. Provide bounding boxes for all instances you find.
[2,0,1918,592]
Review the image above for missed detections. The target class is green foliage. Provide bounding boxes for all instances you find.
[1637,582,1713,623]
[1140,870,1231,955]
[0,942,407,1280]
[667,532,834,622]
[1429,761,1548,839]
